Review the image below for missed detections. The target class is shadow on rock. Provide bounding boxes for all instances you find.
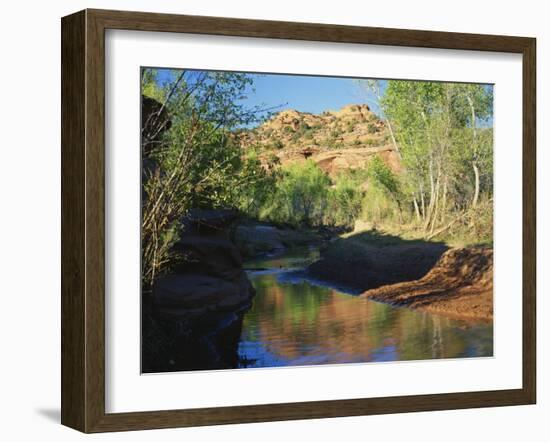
[307,229,448,292]
[142,209,255,373]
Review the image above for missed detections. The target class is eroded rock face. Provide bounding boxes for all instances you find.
[142,209,255,373]
[311,146,400,176]
[237,104,399,177]
[362,248,493,321]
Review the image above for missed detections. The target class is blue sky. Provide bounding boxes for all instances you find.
[154,68,380,116]
[151,69,492,127]
[243,73,379,115]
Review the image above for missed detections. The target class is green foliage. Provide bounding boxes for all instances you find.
[258,162,364,229]
[260,161,330,227]
[141,68,495,287]
[325,173,363,228]
[141,68,274,285]
[368,156,400,198]
[364,139,378,146]
[303,130,314,140]
[359,156,403,225]
[377,80,493,241]
[367,122,378,134]
[141,69,165,102]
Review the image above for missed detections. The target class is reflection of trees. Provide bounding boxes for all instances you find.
[241,273,491,366]
[432,316,443,359]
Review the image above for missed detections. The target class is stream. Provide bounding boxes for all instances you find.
[237,247,493,368]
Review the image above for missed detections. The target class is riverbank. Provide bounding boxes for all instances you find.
[362,247,493,321]
[306,229,493,321]
[308,229,448,291]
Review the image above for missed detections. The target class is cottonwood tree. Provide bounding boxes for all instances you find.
[380,80,493,236]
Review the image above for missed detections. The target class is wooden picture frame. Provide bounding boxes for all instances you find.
[61,8,536,433]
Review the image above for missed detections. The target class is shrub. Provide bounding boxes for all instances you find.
[367,122,378,134]
[259,164,365,229]
[326,173,363,228]
[360,156,403,225]
[261,160,330,227]
[291,132,302,142]
[365,138,378,146]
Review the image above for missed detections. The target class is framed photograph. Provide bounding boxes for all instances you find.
[61,9,536,433]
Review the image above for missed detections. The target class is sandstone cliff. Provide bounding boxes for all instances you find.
[237,104,401,176]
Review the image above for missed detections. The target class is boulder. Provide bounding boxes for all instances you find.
[160,209,254,315]
[143,209,256,372]
[172,236,243,281]
[233,225,285,257]
[153,274,253,321]
[183,208,239,234]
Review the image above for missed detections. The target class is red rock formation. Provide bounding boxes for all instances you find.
[362,247,493,321]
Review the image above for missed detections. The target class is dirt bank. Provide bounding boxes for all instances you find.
[362,247,493,321]
[307,230,448,291]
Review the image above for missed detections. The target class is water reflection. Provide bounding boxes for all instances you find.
[238,249,493,368]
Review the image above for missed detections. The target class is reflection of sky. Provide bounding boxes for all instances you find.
[238,340,288,368]
[235,251,493,370]
[370,345,398,362]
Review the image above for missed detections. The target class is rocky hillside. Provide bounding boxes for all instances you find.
[237,104,401,176]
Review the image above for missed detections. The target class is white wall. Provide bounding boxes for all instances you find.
[0,0,546,440]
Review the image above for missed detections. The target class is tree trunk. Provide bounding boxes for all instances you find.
[424,157,435,231]
[429,176,441,235]
[428,162,443,235]
[440,178,448,224]
[472,161,480,207]
[413,196,421,222]
[420,183,426,219]
[384,118,401,158]
[467,94,479,208]
[367,80,402,159]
